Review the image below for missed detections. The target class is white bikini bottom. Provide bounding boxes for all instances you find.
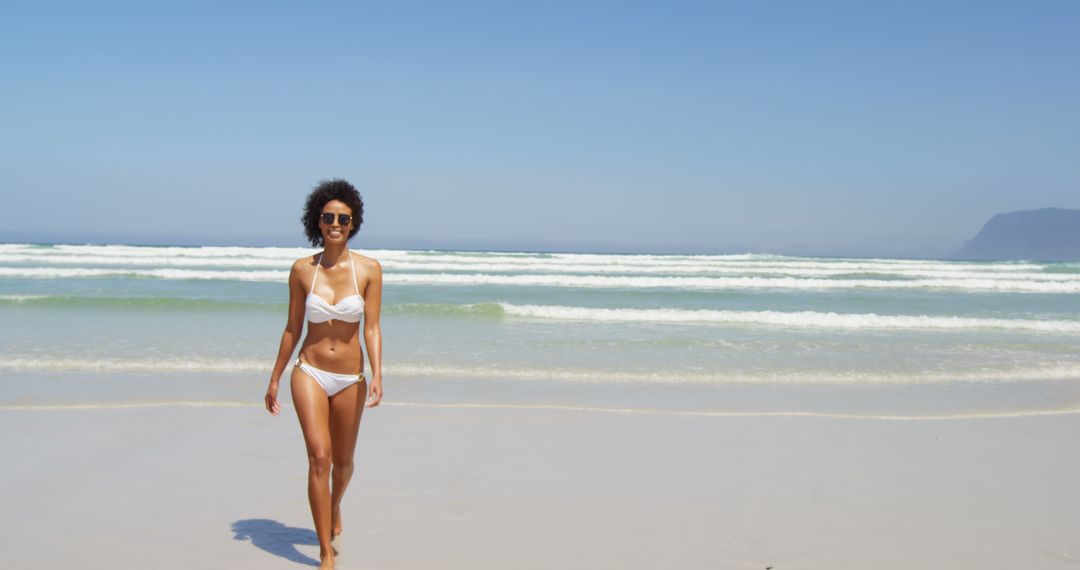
[295,358,365,397]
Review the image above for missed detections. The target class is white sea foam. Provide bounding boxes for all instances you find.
[3,265,1079,292]
[385,257,1048,274]
[0,294,49,302]
[0,401,258,410]
[3,243,1064,270]
[4,253,1074,282]
[398,252,1053,273]
[0,267,289,282]
[3,357,1080,385]
[388,272,1080,293]
[379,401,1080,421]
[386,363,1080,384]
[0,254,295,268]
[0,357,271,373]
[383,262,1079,280]
[4,399,1080,420]
[49,244,315,259]
[0,247,1055,267]
[497,303,1080,332]
[5,243,1077,272]
[6,244,1077,290]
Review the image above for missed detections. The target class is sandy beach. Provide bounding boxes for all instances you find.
[2,400,1078,569]
[6,0,1080,566]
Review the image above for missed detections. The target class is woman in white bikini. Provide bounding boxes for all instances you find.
[264,179,383,570]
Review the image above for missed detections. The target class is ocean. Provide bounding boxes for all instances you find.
[2,242,1079,418]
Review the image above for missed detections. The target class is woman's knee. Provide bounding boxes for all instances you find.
[332,459,354,474]
[308,450,332,478]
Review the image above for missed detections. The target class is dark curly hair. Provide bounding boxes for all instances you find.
[302,179,364,247]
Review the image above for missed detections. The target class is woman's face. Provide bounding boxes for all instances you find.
[319,199,354,245]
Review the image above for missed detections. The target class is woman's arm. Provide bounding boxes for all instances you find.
[362,258,383,407]
[265,260,307,415]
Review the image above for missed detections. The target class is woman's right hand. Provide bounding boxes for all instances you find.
[265,381,282,415]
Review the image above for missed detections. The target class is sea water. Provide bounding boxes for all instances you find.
[1,243,1079,418]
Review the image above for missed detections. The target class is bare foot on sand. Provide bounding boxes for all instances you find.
[319,545,339,569]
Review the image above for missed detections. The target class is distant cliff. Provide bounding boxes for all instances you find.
[955,208,1080,261]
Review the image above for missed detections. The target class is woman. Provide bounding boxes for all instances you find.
[264,179,383,569]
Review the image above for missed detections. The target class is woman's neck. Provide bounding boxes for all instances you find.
[321,243,350,266]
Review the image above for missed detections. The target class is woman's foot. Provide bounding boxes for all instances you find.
[319,543,339,568]
[331,505,343,539]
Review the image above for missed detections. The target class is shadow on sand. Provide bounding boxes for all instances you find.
[231,519,320,567]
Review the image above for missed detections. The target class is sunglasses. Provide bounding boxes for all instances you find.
[320,213,353,226]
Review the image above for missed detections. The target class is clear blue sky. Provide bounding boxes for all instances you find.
[2,1,1077,257]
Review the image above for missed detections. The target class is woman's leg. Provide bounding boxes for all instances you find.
[328,378,366,537]
[291,368,335,566]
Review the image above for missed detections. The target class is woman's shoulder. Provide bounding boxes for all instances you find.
[352,250,382,265]
[290,253,321,273]
[350,251,382,275]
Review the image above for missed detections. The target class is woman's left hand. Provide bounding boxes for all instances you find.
[366,376,383,408]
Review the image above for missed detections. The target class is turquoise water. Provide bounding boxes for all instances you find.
[2,243,1079,417]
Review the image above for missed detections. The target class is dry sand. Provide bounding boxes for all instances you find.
[1,401,1079,568]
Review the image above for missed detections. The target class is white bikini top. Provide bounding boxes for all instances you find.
[305,252,365,324]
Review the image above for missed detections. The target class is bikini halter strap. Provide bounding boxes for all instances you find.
[311,252,359,295]
[348,251,360,296]
[311,253,322,289]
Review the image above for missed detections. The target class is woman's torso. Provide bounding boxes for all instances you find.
[298,251,367,374]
